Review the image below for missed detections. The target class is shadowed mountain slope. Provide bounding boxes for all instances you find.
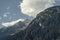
[6,6,60,40]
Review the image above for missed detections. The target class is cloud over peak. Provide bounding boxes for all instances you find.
[20,0,55,17]
[2,19,25,27]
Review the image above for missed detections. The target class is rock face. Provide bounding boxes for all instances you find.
[5,6,60,40]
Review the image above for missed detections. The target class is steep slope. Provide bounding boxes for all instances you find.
[0,19,31,40]
[8,6,60,40]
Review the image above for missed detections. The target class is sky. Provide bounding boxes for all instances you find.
[0,0,60,28]
[0,0,33,28]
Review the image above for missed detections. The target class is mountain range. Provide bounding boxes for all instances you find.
[7,6,60,40]
[0,19,31,40]
[0,6,60,40]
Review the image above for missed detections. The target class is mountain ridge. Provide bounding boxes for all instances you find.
[0,19,31,40]
[7,6,60,40]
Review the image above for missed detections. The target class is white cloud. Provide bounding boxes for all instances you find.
[4,12,10,15]
[3,12,10,17]
[2,19,25,27]
[20,0,55,17]
[0,16,2,20]
[3,14,7,17]
[6,6,10,10]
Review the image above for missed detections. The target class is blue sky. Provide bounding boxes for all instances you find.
[0,0,34,28]
[54,0,60,6]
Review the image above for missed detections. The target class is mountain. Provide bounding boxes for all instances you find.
[0,19,31,40]
[7,6,60,40]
